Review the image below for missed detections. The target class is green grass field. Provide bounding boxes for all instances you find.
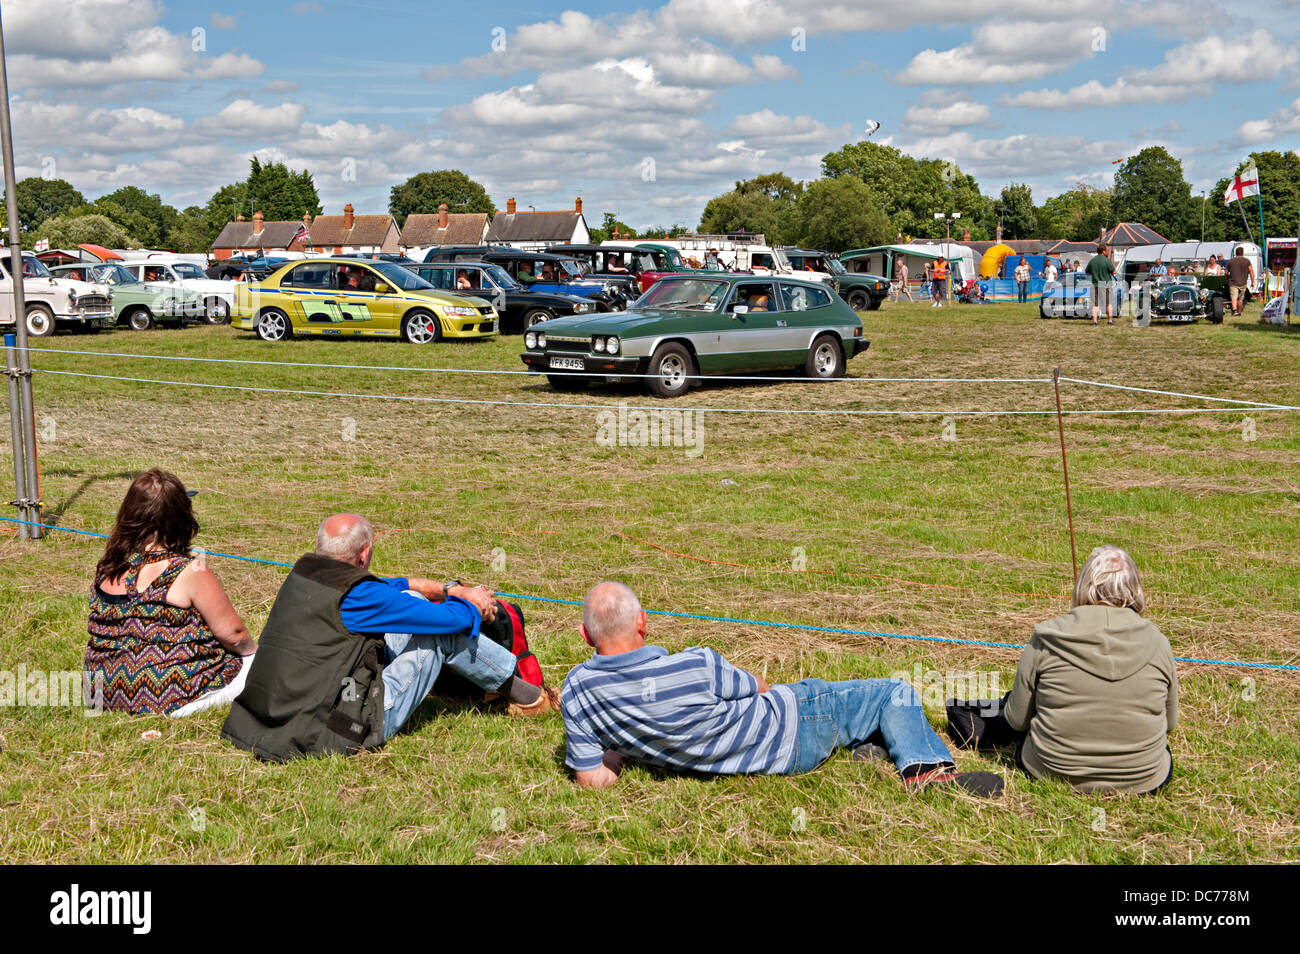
[1,301,1297,863]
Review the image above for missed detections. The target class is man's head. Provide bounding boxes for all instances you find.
[1235,246,1244,258]
[316,513,375,568]
[580,581,646,652]
[1097,244,1108,255]
[1155,258,1162,266]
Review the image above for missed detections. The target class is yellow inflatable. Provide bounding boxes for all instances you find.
[980,243,1015,279]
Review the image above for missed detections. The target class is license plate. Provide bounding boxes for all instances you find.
[549,356,585,370]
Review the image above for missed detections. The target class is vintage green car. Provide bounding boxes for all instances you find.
[50,262,205,330]
[1136,275,1225,324]
[519,274,869,397]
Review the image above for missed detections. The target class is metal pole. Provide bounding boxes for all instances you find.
[4,332,26,539]
[1053,367,1079,582]
[0,7,39,537]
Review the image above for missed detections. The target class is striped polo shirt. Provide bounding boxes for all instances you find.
[561,644,798,775]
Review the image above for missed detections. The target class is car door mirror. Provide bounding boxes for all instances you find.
[731,304,749,318]
[373,282,391,294]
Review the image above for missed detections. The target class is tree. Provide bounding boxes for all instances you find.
[589,212,637,244]
[168,206,214,254]
[821,141,989,239]
[89,186,178,249]
[35,213,135,250]
[788,177,892,252]
[0,177,85,233]
[1112,146,1196,242]
[198,159,322,251]
[698,173,802,242]
[996,183,1037,240]
[1038,184,1114,240]
[388,170,494,228]
[1205,150,1300,244]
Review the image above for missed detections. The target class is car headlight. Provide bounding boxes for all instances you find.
[536,332,546,348]
[593,337,606,353]
[441,306,478,316]
[525,331,538,349]
[606,336,619,355]
[574,302,590,313]
[68,288,77,303]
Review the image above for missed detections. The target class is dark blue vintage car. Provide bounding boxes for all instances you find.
[422,246,635,310]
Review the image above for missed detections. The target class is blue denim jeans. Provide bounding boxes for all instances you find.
[380,594,518,740]
[786,678,954,775]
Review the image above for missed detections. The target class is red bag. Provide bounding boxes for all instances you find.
[432,599,542,697]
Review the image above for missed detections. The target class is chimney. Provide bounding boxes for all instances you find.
[506,197,516,214]
[613,225,620,239]
[575,196,583,214]
[236,213,246,222]
[252,210,264,235]
[303,213,312,228]
[343,203,355,229]
[438,203,449,230]
[961,228,971,242]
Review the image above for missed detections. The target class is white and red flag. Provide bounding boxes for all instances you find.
[1224,166,1260,206]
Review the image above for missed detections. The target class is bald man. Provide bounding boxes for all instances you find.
[223,514,558,761]
[560,582,1002,796]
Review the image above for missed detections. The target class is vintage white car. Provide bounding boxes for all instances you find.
[0,252,113,337]
[119,258,237,324]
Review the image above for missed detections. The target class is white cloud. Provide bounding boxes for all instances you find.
[901,100,992,132]
[194,99,306,137]
[896,21,1101,85]
[1237,96,1300,143]
[1002,78,1211,109]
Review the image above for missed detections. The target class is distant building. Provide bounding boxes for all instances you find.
[211,211,311,260]
[486,197,590,250]
[400,204,490,254]
[304,204,402,255]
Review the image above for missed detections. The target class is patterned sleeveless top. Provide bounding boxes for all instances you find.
[86,552,243,715]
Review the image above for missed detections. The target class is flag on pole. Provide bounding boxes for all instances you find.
[1224,165,1260,206]
[33,238,49,252]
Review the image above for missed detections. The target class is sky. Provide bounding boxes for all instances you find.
[3,0,1299,231]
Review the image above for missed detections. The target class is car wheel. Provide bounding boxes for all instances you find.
[646,342,695,398]
[402,309,441,344]
[524,309,553,328]
[1039,300,1053,319]
[846,290,869,311]
[1210,297,1224,324]
[867,295,882,311]
[24,304,56,338]
[547,374,590,392]
[255,308,291,342]
[126,306,155,331]
[203,297,231,325]
[804,334,845,379]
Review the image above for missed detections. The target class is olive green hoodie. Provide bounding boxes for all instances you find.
[1005,604,1178,793]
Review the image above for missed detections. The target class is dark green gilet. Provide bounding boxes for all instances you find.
[221,553,386,762]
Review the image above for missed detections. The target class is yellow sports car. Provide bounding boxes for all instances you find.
[232,257,499,342]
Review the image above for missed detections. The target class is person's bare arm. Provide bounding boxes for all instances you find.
[406,577,497,622]
[170,562,256,655]
[750,672,770,693]
[575,750,624,788]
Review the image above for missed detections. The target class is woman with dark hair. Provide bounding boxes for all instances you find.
[86,469,255,716]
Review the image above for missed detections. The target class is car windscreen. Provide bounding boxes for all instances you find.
[8,256,53,279]
[635,279,729,310]
[170,263,206,279]
[95,265,140,285]
[370,261,437,291]
[825,258,847,275]
[483,264,520,289]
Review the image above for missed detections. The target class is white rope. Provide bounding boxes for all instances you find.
[1060,376,1300,410]
[20,346,1051,386]
[34,368,1299,418]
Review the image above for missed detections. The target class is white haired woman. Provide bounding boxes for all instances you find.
[947,545,1179,793]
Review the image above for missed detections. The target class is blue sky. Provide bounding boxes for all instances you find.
[4,0,1298,233]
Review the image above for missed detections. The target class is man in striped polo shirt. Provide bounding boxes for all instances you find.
[562,582,1002,796]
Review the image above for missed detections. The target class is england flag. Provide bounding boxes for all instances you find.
[1223,166,1260,206]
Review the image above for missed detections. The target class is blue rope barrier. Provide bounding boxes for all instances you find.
[4,516,1297,672]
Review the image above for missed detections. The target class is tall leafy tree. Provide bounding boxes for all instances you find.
[1038,184,1114,240]
[788,177,892,252]
[1112,146,1196,242]
[34,212,135,249]
[89,186,178,248]
[388,170,494,227]
[199,159,322,250]
[2,177,85,233]
[996,183,1037,240]
[698,173,802,242]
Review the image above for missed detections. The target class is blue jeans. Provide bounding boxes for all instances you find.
[380,595,518,740]
[787,678,954,775]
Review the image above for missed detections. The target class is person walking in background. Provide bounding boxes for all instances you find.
[1086,244,1117,325]
[921,260,933,299]
[894,260,913,301]
[931,256,948,308]
[1014,256,1031,303]
[1225,246,1254,316]
[86,469,256,717]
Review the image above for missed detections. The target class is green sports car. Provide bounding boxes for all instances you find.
[520,274,869,397]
